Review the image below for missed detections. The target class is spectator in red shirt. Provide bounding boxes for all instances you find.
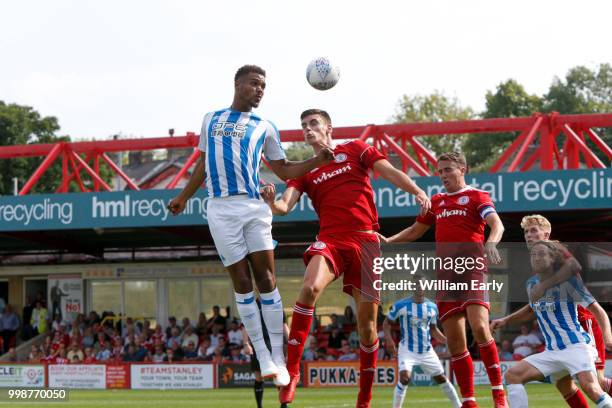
[151,325,166,345]
[83,347,97,363]
[343,306,356,329]
[53,344,69,364]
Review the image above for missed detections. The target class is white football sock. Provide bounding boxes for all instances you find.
[440,380,462,408]
[507,384,528,408]
[393,382,407,408]
[597,393,612,408]
[235,291,271,361]
[260,288,285,364]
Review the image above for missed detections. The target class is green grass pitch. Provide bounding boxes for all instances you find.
[1,384,596,407]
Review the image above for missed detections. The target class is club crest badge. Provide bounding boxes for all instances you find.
[312,241,327,250]
[334,153,347,163]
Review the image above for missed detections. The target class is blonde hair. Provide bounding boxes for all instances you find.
[520,214,551,232]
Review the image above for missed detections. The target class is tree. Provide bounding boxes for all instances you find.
[284,142,314,161]
[463,80,543,172]
[391,91,475,156]
[544,63,612,114]
[0,101,113,194]
[543,64,612,164]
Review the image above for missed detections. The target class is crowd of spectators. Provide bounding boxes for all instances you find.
[497,321,545,361]
[20,305,255,364]
[2,296,611,365]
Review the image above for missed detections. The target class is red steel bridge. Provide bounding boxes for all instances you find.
[0,112,610,195]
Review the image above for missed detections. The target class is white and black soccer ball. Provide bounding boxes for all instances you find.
[306,57,340,91]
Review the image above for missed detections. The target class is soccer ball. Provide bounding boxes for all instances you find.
[306,57,340,90]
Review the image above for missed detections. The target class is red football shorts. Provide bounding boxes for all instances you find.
[436,267,490,322]
[303,232,381,304]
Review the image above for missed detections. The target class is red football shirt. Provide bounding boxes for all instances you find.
[416,187,495,243]
[287,140,385,235]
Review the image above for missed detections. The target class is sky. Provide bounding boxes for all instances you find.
[1,0,610,141]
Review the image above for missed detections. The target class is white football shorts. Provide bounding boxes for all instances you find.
[398,345,445,376]
[524,342,597,380]
[207,195,274,266]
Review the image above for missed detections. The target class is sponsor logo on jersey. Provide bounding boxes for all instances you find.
[458,196,470,205]
[334,153,347,163]
[212,121,247,138]
[439,200,445,207]
[312,164,352,184]
[435,208,467,219]
[312,241,327,250]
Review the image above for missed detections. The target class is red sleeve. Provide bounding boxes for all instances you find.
[554,242,575,263]
[416,194,438,225]
[416,211,435,225]
[475,190,496,220]
[352,140,386,169]
[287,176,306,193]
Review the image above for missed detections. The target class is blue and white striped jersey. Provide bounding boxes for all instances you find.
[527,275,595,351]
[198,108,286,199]
[387,297,438,353]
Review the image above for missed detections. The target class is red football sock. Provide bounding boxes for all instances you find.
[451,350,475,401]
[357,339,379,407]
[286,302,314,377]
[564,388,589,408]
[478,339,505,400]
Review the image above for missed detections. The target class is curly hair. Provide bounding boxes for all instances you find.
[530,240,564,269]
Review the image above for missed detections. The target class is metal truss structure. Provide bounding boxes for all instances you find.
[0,112,609,195]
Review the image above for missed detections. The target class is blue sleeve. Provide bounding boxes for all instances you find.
[198,112,213,153]
[567,276,595,306]
[263,121,286,161]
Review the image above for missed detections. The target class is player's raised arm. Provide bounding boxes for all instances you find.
[530,253,580,301]
[372,159,431,215]
[261,184,302,216]
[378,221,430,244]
[168,155,205,215]
[484,212,504,264]
[267,146,333,181]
